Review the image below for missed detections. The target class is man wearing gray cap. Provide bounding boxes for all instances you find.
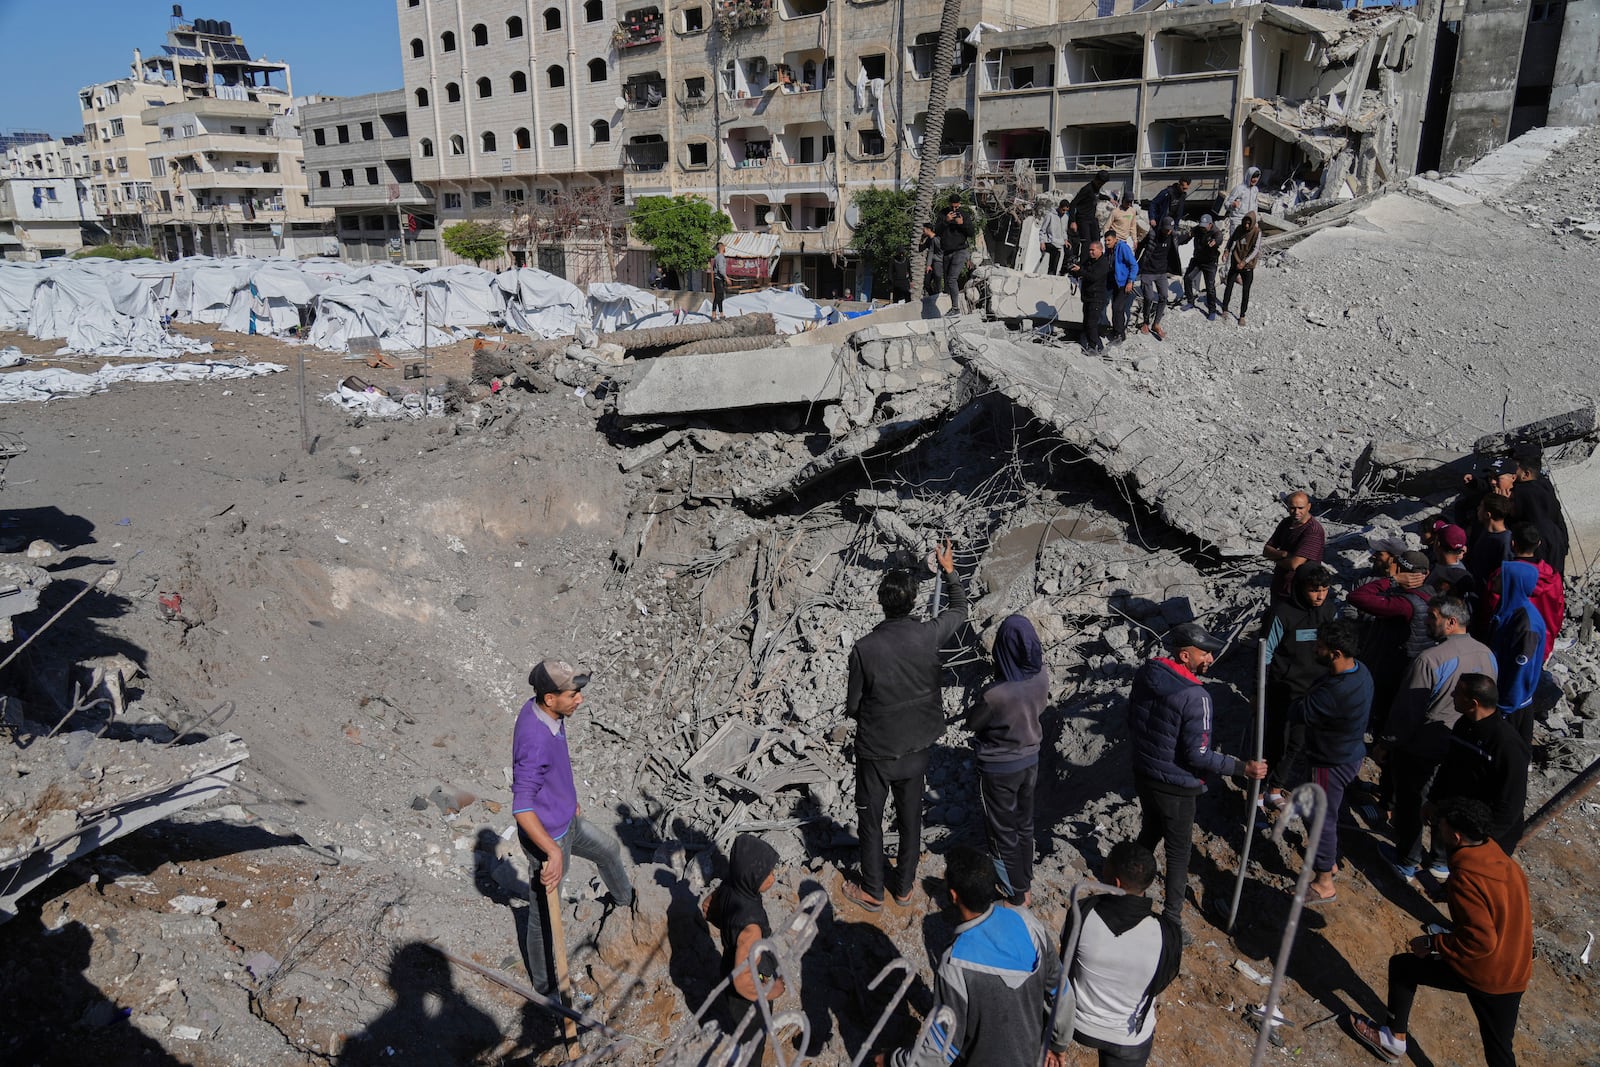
[513,659,634,997]
[1127,622,1267,925]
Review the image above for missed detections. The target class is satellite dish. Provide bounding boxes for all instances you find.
[613,96,628,112]
[843,204,861,230]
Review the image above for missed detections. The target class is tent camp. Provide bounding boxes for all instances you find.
[496,268,588,338]
[702,288,837,335]
[416,265,504,328]
[587,282,667,333]
[28,261,211,356]
[220,262,333,337]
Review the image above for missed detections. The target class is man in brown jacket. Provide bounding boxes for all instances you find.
[1351,797,1531,1066]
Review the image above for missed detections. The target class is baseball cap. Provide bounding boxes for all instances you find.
[1199,213,1214,226]
[529,659,591,696]
[1166,621,1225,655]
[1368,535,1408,557]
[1436,524,1468,552]
[1430,563,1471,588]
[1159,217,1175,233]
[1397,550,1430,574]
[1484,456,1516,478]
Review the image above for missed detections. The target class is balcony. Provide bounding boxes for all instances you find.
[624,75,667,111]
[615,7,664,49]
[179,168,286,191]
[1145,149,1228,169]
[713,0,772,34]
[624,137,668,173]
[310,182,431,208]
[157,132,282,156]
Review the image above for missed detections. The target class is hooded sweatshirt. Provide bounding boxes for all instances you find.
[1484,557,1564,661]
[968,615,1049,773]
[1066,894,1182,1049]
[1128,658,1244,795]
[1261,566,1338,699]
[706,834,779,993]
[1288,661,1373,767]
[847,570,969,760]
[1432,839,1532,996]
[1490,561,1547,714]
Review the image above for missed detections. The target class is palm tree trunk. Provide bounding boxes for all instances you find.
[908,0,964,302]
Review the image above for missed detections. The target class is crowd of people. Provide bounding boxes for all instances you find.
[507,444,1564,1065]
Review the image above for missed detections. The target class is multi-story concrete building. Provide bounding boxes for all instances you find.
[78,73,186,247]
[302,90,437,263]
[74,12,333,259]
[395,0,627,277]
[0,137,103,260]
[611,0,1054,295]
[972,3,1435,222]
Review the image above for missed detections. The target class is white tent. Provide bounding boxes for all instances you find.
[221,262,332,337]
[587,282,667,333]
[496,268,587,338]
[622,307,714,331]
[176,260,255,323]
[416,265,504,328]
[702,288,837,335]
[27,262,211,357]
[0,262,48,331]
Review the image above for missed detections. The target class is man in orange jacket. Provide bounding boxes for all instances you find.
[1351,797,1531,1066]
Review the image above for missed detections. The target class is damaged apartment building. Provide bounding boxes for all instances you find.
[972,1,1434,251]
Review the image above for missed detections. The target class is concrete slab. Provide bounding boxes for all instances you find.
[983,267,1081,324]
[1550,453,1600,577]
[1441,126,1584,200]
[1405,176,1482,210]
[618,344,844,417]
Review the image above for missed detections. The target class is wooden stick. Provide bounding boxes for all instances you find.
[545,882,582,1061]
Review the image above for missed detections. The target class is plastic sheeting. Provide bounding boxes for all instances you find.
[28,263,213,357]
[587,282,667,333]
[416,265,504,328]
[496,268,587,339]
[322,382,443,419]
[698,288,838,335]
[0,360,284,403]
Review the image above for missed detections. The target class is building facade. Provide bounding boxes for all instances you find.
[611,0,1054,295]
[78,74,186,247]
[302,90,438,263]
[395,0,628,277]
[0,137,103,260]
[972,2,1435,229]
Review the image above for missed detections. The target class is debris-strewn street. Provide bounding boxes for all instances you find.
[1,128,1599,1067]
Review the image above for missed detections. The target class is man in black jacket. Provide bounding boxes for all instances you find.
[1147,177,1190,231]
[1181,215,1222,318]
[844,539,968,910]
[1069,169,1110,261]
[933,194,975,316]
[888,249,912,304]
[1135,217,1181,340]
[1427,672,1531,856]
[1127,621,1267,923]
[1070,240,1113,353]
[1512,444,1569,578]
[1260,563,1336,810]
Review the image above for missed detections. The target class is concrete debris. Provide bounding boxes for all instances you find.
[617,344,844,418]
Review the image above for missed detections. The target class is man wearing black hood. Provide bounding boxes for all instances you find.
[1127,621,1268,924]
[703,834,784,1055]
[1135,217,1181,340]
[1069,168,1110,260]
[966,614,1049,905]
[1181,214,1222,319]
[1260,563,1337,810]
[1511,445,1569,578]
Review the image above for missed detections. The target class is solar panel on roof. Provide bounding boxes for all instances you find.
[206,42,253,61]
[162,45,204,58]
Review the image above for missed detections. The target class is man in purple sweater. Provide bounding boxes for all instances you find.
[514,660,634,997]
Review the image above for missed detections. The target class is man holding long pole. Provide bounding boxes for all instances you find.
[513,660,635,1006]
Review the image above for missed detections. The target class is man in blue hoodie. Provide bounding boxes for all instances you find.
[1489,560,1547,746]
[1103,229,1138,343]
[1290,620,1373,904]
[1128,622,1268,924]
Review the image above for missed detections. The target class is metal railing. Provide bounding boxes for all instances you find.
[1145,149,1227,168]
[978,156,1049,175]
[1058,152,1134,171]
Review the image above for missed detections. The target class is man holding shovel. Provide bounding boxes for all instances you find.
[513,660,635,1001]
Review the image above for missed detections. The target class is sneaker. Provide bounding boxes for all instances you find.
[1379,843,1419,880]
[1206,312,1218,322]
[1428,860,1451,879]
[1351,1015,1406,1064]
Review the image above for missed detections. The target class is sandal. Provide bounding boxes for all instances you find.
[841,882,883,913]
[1350,1014,1404,1063]
[1305,888,1337,905]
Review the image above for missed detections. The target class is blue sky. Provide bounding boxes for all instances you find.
[0,0,401,136]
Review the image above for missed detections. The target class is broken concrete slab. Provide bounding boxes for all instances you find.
[1352,440,1478,495]
[1442,126,1585,201]
[617,344,844,418]
[981,267,1081,325]
[1473,405,1597,455]
[1405,176,1482,211]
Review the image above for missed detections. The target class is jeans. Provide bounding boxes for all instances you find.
[1042,244,1063,275]
[713,277,727,314]
[1386,952,1522,1067]
[1111,284,1135,339]
[1222,265,1254,318]
[1137,273,1168,329]
[1135,779,1196,919]
[521,813,633,995]
[942,249,971,314]
[1074,1031,1154,1067]
[855,748,930,899]
[980,764,1038,896]
[1309,759,1363,874]
[1392,756,1442,868]
[1265,681,1307,791]
[1081,301,1106,351]
[1183,262,1217,314]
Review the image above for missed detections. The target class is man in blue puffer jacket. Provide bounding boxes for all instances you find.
[1489,560,1547,746]
[1128,621,1268,926]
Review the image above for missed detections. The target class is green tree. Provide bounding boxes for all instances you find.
[630,195,732,280]
[849,186,917,278]
[72,244,156,260]
[441,220,506,267]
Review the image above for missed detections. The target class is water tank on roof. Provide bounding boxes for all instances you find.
[220,20,231,35]
[199,18,215,34]
[172,4,184,17]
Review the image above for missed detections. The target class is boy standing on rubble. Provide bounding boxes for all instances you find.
[513,660,635,999]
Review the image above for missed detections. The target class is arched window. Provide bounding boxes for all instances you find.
[507,15,525,38]
[584,0,603,21]
[552,124,569,147]
[441,30,457,52]
[543,6,561,30]
[547,64,566,88]
[510,71,528,93]
[449,134,465,155]
[415,87,429,107]
[445,82,461,102]
[481,131,498,152]
[591,120,610,143]
[410,38,425,58]
[587,58,608,82]
[471,23,488,46]
[515,127,531,149]
[476,77,493,98]
[419,137,434,157]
